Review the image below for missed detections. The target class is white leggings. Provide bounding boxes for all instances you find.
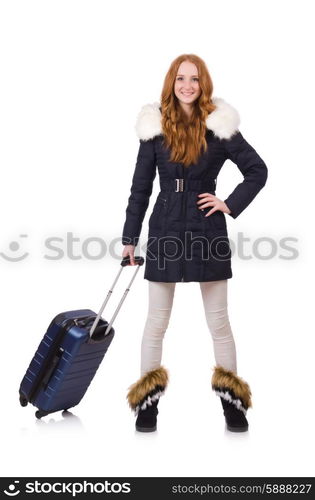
[140,280,237,377]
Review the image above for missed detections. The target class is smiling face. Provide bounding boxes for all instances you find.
[174,60,201,111]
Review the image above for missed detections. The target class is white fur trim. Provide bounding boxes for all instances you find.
[215,389,247,415]
[134,101,162,141]
[134,97,240,141]
[206,97,240,139]
[134,389,165,416]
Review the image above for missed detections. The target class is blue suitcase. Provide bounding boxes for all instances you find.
[19,256,144,419]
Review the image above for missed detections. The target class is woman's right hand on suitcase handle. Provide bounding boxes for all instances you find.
[122,244,136,265]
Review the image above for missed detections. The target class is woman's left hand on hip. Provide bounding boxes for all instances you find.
[197,193,231,217]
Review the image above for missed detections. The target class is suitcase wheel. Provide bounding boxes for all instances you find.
[35,409,49,419]
[19,394,28,407]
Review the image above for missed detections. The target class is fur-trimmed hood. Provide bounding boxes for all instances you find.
[135,97,240,141]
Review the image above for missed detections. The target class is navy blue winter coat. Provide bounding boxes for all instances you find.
[122,97,268,282]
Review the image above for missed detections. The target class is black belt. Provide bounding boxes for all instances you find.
[160,178,216,193]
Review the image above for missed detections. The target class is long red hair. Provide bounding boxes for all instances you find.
[160,54,216,167]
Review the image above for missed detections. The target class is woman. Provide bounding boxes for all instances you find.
[121,54,268,433]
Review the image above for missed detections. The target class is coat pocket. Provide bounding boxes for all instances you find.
[148,196,167,230]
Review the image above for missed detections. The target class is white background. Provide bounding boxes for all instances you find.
[0,0,314,478]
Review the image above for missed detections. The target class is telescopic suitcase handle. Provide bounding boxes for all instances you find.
[121,256,144,267]
[89,256,144,338]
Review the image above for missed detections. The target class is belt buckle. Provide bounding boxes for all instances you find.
[175,178,184,192]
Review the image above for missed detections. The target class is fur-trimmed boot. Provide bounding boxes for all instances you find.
[126,366,169,432]
[211,365,252,432]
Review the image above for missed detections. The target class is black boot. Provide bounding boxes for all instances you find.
[127,366,169,433]
[211,365,252,433]
[220,397,249,432]
[135,399,159,432]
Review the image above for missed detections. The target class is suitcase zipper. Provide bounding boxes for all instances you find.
[27,314,108,403]
[41,346,64,390]
[23,315,108,403]
[27,317,75,403]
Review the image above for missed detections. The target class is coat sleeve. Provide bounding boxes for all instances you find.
[122,138,157,246]
[222,130,268,219]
